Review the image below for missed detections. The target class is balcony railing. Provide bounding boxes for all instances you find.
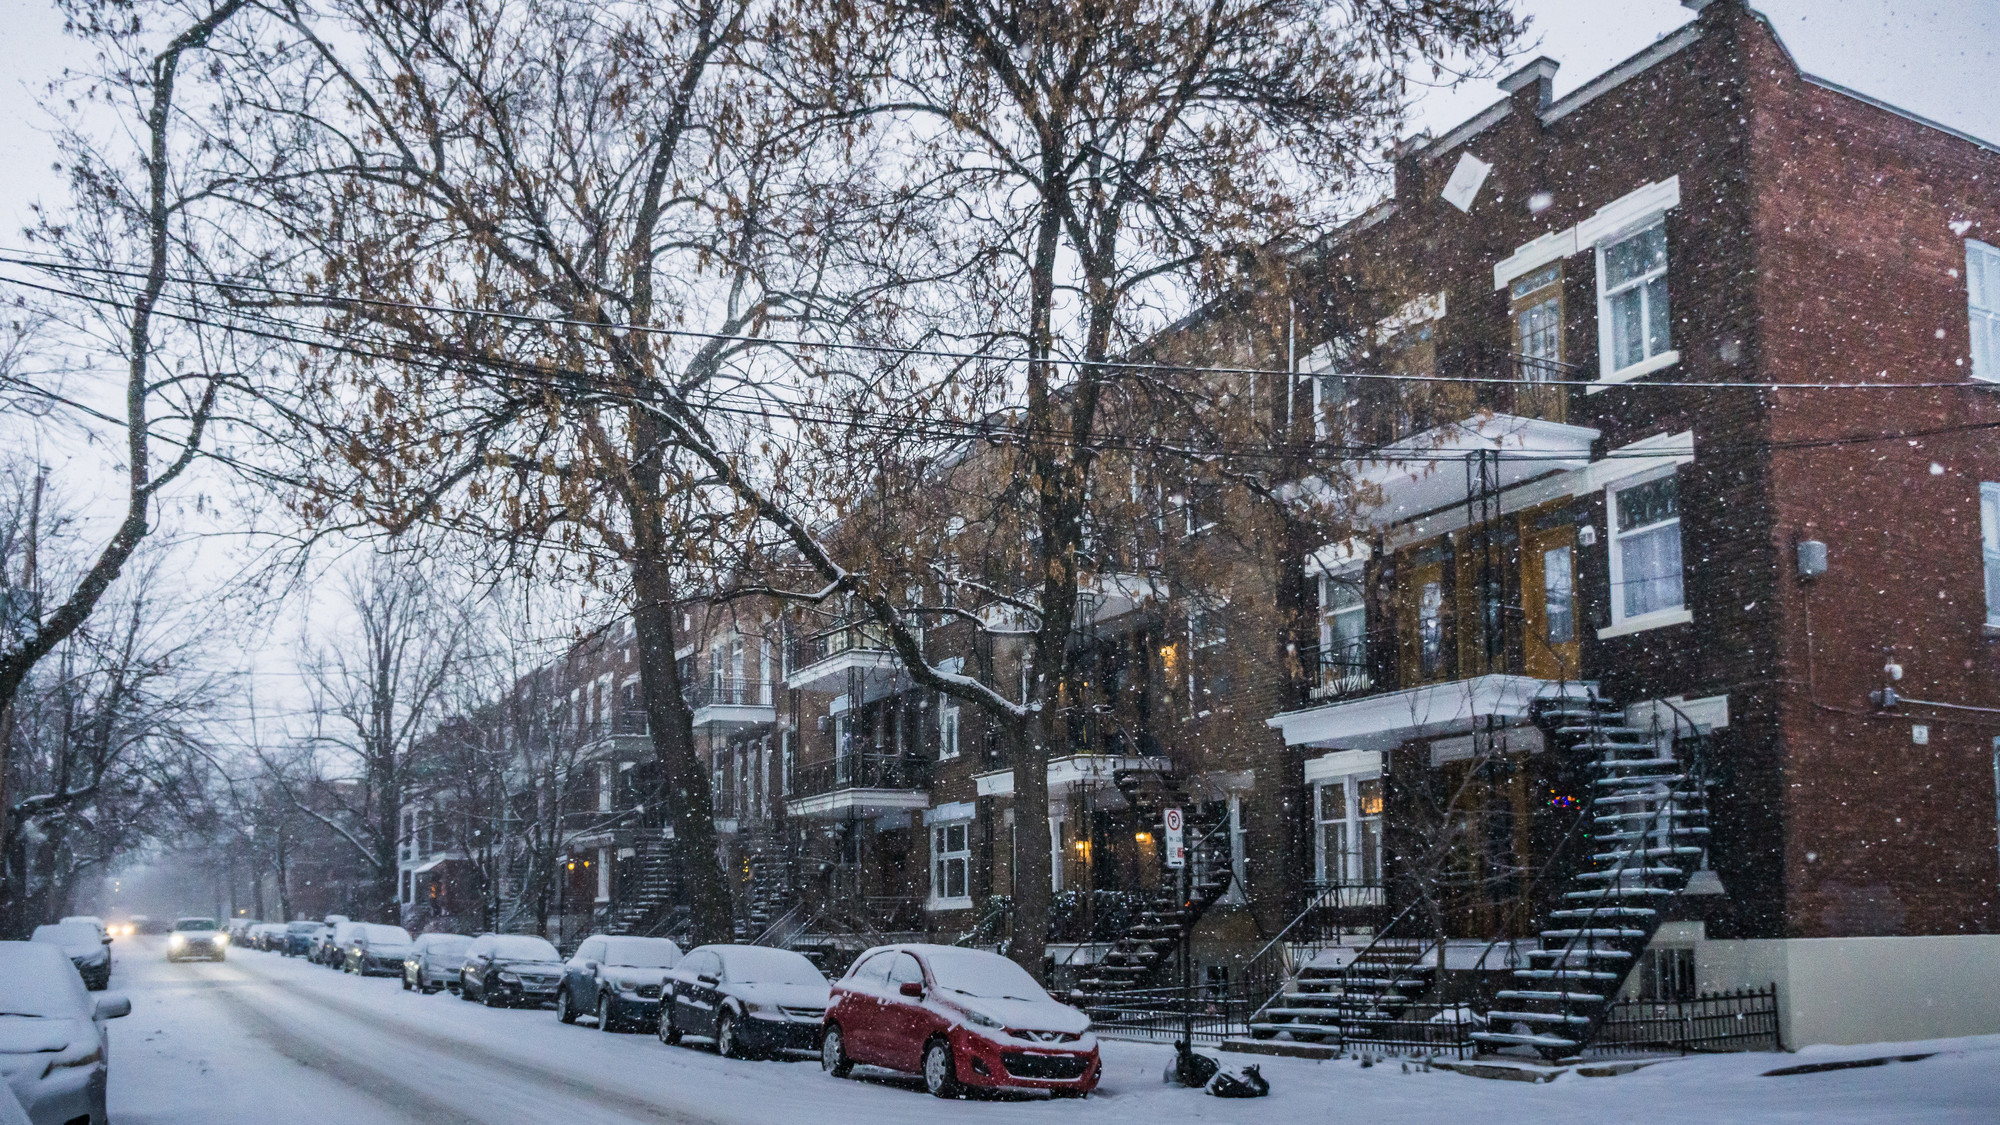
[788,621,893,673]
[1295,637,1381,706]
[687,676,775,710]
[790,752,929,797]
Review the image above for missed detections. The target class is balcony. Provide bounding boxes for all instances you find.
[689,675,776,732]
[785,752,931,820]
[578,713,652,757]
[1269,673,1587,753]
[1296,638,1381,707]
[785,621,900,692]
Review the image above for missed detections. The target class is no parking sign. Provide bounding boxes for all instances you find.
[1163,807,1185,868]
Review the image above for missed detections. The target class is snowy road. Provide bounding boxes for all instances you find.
[101,937,1999,1125]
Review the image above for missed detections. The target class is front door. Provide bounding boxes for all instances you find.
[1521,509,1580,680]
[1397,547,1451,686]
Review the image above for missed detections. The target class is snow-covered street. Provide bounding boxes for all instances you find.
[99,938,1999,1125]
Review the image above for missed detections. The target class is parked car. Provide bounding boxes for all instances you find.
[0,942,130,1125]
[282,921,325,958]
[56,919,107,947]
[659,944,827,1058]
[458,934,564,1007]
[28,925,111,992]
[556,935,682,1031]
[312,916,350,966]
[318,921,365,968]
[132,916,168,936]
[249,923,286,952]
[165,918,227,963]
[403,934,472,993]
[225,918,260,945]
[342,924,415,976]
[821,944,1098,1098]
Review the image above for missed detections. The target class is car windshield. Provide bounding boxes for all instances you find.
[488,936,558,961]
[922,949,1050,1002]
[601,939,679,968]
[0,945,88,1018]
[425,936,471,953]
[174,919,218,932]
[287,922,321,933]
[30,923,101,948]
[718,946,823,986]
[362,924,412,944]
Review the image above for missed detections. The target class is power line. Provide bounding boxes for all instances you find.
[4,249,1997,393]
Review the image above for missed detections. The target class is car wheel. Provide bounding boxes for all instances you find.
[923,1039,960,1099]
[403,972,414,991]
[820,1024,852,1078]
[461,980,478,1002]
[557,988,578,1024]
[659,1009,683,1046]
[716,1012,742,1058]
[595,994,617,1032]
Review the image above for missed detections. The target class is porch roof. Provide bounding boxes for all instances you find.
[1266,673,1587,752]
[1308,413,1599,529]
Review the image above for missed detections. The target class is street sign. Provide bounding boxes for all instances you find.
[1162,807,1185,868]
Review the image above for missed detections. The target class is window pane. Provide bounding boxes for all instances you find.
[1510,263,1561,300]
[1604,224,1667,289]
[1419,581,1444,674]
[1645,274,1672,357]
[1516,295,1561,380]
[1616,476,1679,531]
[1544,544,1575,644]
[946,857,967,899]
[1621,522,1685,618]
[1983,484,2000,623]
[1609,285,1646,370]
[1357,777,1384,818]
[947,824,966,853]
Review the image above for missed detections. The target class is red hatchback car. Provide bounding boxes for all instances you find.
[821,943,1100,1098]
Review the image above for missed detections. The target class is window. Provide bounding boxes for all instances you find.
[1418,581,1445,675]
[930,821,971,907]
[1189,604,1229,708]
[1982,483,2000,627]
[1609,473,1685,624]
[1314,776,1383,887]
[400,869,412,904]
[939,698,961,760]
[1511,263,1563,381]
[1543,544,1575,645]
[1971,240,2000,381]
[1317,568,1369,694]
[1598,220,1671,376]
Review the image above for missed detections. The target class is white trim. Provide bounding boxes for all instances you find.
[1981,482,2000,627]
[1586,348,1680,392]
[1493,228,1579,291]
[1305,539,1373,576]
[1575,176,1681,249]
[1577,430,1696,494]
[1542,26,1703,126]
[1302,749,1385,784]
[1626,693,1730,734]
[1597,607,1693,639]
[925,897,973,912]
[926,801,975,825]
[1269,674,1589,751]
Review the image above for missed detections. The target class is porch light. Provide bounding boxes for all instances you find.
[1134,832,1152,843]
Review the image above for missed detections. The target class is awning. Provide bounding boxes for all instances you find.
[1307,413,1599,528]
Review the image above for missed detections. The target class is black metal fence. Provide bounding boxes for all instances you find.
[1592,986,1781,1055]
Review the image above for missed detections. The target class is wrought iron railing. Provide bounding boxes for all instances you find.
[790,752,929,796]
[688,675,776,710]
[788,621,892,672]
[1293,638,1385,705]
[1591,986,1780,1056]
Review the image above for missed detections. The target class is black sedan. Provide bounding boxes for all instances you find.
[660,945,830,1059]
[459,934,564,1007]
[555,934,681,1031]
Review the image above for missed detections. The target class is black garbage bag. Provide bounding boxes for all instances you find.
[1206,1063,1271,1098]
[1166,1041,1221,1088]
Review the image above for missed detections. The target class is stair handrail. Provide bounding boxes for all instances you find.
[749,901,806,948]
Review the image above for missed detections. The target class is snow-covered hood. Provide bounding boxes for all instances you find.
[52,942,106,962]
[361,942,412,957]
[732,981,830,1011]
[933,991,1091,1035]
[491,958,563,975]
[598,966,672,990]
[0,1020,79,1056]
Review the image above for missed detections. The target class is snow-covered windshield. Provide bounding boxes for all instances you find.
[287,922,323,933]
[30,923,101,949]
[922,950,1050,1002]
[423,935,470,953]
[718,947,822,986]
[602,939,679,969]
[362,924,412,945]
[0,945,89,1017]
[174,919,218,932]
[488,936,559,961]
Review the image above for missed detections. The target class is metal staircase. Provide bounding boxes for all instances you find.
[604,836,689,938]
[1472,692,1712,1059]
[1247,914,1440,1044]
[1068,769,1234,1013]
[731,825,798,941]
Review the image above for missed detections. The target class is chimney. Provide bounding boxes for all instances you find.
[1390,133,1431,204]
[1498,56,1559,115]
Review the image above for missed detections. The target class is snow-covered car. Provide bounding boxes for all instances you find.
[165,918,227,962]
[0,942,130,1125]
[248,923,287,951]
[282,921,325,958]
[311,916,350,966]
[458,934,564,1007]
[28,925,111,992]
[555,935,681,1031]
[55,919,107,947]
[341,923,414,977]
[660,944,827,1058]
[821,944,1098,1098]
[403,933,472,993]
[225,918,260,944]
[319,922,366,968]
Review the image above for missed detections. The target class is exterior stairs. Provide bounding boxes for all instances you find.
[1247,937,1437,1043]
[1068,769,1234,1013]
[605,836,688,938]
[1471,692,1712,1060]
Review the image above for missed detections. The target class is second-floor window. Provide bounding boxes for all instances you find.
[1599,220,1671,376]
[1970,239,1999,382]
[1319,569,1368,684]
[930,821,970,906]
[1981,482,2000,627]
[1418,581,1445,675]
[1610,473,1685,624]
[1511,263,1563,381]
[939,699,961,760]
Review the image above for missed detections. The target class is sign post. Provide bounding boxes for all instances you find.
[1163,807,1185,869]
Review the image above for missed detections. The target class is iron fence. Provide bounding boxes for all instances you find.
[790,752,929,796]
[1591,986,1781,1056]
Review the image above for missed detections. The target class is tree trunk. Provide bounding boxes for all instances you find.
[630,555,733,942]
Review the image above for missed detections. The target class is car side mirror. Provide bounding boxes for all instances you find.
[898,982,925,999]
[582,961,598,973]
[93,994,131,1020]
[697,974,720,987]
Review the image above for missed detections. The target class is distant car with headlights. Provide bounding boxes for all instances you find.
[318,922,365,968]
[821,944,1098,1098]
[341,924,415,976]
[0,942,130,1125]
[246,923,284,951]
[459,934,564,1007]
[132,916,168,936]
[28,925,111,992]
[282,921,325,958]
[403,933,472,993]
[555,935,681,1031]
[165,918,227,962]
[659,944,827,1058]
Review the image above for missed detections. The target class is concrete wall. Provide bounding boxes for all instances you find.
[1700,934,2000,1047]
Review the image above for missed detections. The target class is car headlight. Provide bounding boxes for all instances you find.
[960,1007,1004,1030]
[216,933,228,946]
[615,977,640,993]
[168,934,185,947]
[497,971,520,984]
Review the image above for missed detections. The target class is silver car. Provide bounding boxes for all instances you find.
[0,942,129,1125]
[403,933,472,993]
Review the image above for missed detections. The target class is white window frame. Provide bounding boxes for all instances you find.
[928,819,973,910]
[1311,772,1384,891]
[1602,467,1692,637]
[1594,217,1676,384]
[1317,563,1370,695]
[939,698,961,760]
[1969,240,2000,382]
[1981,482,2000,628]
